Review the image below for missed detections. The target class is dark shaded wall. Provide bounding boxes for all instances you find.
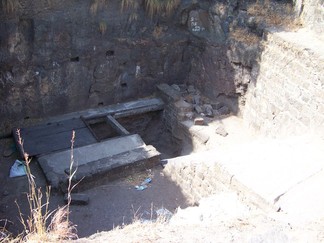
[0,0,261,135]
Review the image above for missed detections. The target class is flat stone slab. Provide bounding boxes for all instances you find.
[13,118,97,157]
[48,98,164,121]
[38,134,160,190]
[70,145,160,186]
[211,138,324,208]
[164,136,324,224]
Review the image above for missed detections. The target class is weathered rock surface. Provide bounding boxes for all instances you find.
[0,0,314,136]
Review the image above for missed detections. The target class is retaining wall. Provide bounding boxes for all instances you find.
[163,153,274,211]
[243,28,324,138]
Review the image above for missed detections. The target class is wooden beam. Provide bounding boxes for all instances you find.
[106,115,130,135]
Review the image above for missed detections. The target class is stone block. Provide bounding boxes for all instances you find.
[215,125,228,137]
[217,105,231,115]
[194,117,204,125]
[203,104,214,117]
[175,99,193,113]
[156,83,181,102]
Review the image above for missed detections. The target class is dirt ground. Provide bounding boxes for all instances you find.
[1,113,324,242]
[0,132,189,239]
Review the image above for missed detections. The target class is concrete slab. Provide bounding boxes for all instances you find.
[70,145,160,188]
[37,134,157,190]
[211,137,324,209]
[47,98,164,122]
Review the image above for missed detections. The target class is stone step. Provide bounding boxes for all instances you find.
[37,134,160,191]
[69,145,160,190]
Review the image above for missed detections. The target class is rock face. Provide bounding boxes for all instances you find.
[0,0,310,135]
[0,0,193,133]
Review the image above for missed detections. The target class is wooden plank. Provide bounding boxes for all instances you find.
[113,105,163,119]
[106,115,130,135]
[30,127,96,157]
[15,126,96,157]
[82,98,164,120]
[14,118,86,140]
[12,98,164,158]
[80,116,101,142]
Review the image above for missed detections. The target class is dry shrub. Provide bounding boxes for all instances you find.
[1,0,20,13]
[121,0,140,22]
[0,220,19,243]
[13,129,77,242]
[90,0,108,15]
[99,21,107,34]
[230,27,261,45]
[144,0,180,18]
[247,0,302,30]
[152,26,164,38]
[121,0,140,11]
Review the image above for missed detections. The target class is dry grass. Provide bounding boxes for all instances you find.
[153,26,164,38]
[144,0,180,18]
[86,208,172,242]
[121,0,140,22]
[0,130,78,242]
[90,0,109,15]
[229,27,261,45]
[99,21,107,34]
[1,0,20,13]
[90,0,180,18]
[247,0,302,30]
[121,0,140,11]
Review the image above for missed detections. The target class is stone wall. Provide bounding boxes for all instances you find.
[163,153,273,210]
[0,0,197,135]
[243,28,324,138]
[295,0,324,34]
[1,0,322,138]
[0,0,259,136]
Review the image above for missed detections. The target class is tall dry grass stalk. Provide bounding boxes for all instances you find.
[90,0,108,15]
[14,129,77,242]
[1,0,20,13]
[144,0,180,18]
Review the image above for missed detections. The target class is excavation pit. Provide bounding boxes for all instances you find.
[12,98,183,191]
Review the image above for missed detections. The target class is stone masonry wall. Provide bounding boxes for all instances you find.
[295,0,324,35]
[243,29,324,138]
[163,155,227,204]
[0,0,260,136]
[163,153,274,211]
[0,0,196,136]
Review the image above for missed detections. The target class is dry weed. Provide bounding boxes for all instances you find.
[121,0,140,11]
[90,0,108,15]
[247,0,302,30]
[230,28,261,44]
[11,129,78,242]
[144,0,180,18]
[99,21,107,35]
[1,0,20,13]
[153,26,164,38]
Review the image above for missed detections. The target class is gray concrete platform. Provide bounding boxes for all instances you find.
[167,136,324,225]
[38,134,160,190]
